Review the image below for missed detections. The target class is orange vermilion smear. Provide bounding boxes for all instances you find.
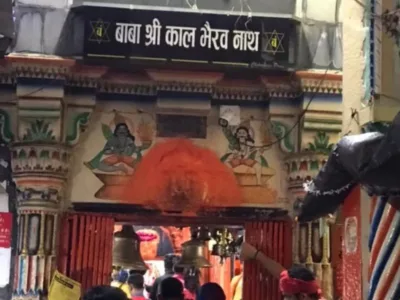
[122,138,243,211]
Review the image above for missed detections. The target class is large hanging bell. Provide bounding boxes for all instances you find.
[113,225,147,271]
[177,238,212,268]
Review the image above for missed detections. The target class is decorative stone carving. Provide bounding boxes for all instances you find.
[305,131,335,154]
[12,144,70,177]
[285,153,328,196]
[65,112,91,145]
[3,55,99,300]
[0,108,14,143]
[21,120,57,142]
[287,130,340,300]
[271,120,295,153]
[0,55,345,300]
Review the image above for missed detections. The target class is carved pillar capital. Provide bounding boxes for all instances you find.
[285,152,329,199]
[12,142,71,213]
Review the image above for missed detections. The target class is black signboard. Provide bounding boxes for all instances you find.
[81,5,296,65]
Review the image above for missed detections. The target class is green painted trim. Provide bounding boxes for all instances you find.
[306,131,335,154]
[303,122,342,132]
[304,118,342,124]
[19,107,60,112]
[303,127,341,133]
[19,111,61,118]
[271,120,295,153]
[0,109,14,142]
[66,112,91,145]
[22,119,57,142]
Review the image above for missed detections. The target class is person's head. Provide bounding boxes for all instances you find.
[117,269,129,283]
[129,269,147,276]
[114,122,134,139]
[173,264,184,275]
[235,126,254,143]
[83,285,127,300]
[280,265,322,300]
[128,274,144,293]
[157,277,184,300]
[111,268,120,281]
[197,282,226,300]
[164,254,180,274]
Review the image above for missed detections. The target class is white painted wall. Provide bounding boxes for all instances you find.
[341,0,365,136]
[341,0,370,299]
[295,0,340,23]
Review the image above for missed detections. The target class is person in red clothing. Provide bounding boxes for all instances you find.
[172,265,195,300]
[128,274,146,300]
[240,242,325,300]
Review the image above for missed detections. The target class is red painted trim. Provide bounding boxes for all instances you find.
[76,215,85,283]
[93,217,101,286]
[368,204,397,278]
[375,250,400,299]
[242,221,290,300]
[82,215,91,292]
[87,216,96,288]
[104,218,114,285]
[57,215,68,275]
[342,186,362,300]
[261,222,267,300]
[70,215,78,279]
[97,217,106,286]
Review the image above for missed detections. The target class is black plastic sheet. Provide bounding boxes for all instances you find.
[297,112,400,222]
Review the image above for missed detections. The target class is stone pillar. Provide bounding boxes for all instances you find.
[5,55,100,300]
[281,72,344,300]
[285,153,335,300]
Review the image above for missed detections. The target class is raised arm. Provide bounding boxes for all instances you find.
[240,242,285,279]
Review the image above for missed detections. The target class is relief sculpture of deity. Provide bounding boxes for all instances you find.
[86,122,150,174]
[84,112,154,200]
[220,119,277,205]
[221,125,268,185]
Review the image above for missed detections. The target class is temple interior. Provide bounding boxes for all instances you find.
[112,224,245,299]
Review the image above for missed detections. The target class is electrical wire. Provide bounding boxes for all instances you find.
[8,77,59,100]
[244,67,330,149]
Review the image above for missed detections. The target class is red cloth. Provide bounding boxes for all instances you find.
[279,270,323,298]
[131,297,146,300]
[173,274,196,300]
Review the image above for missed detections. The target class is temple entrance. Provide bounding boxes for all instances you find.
[58,138,292,299]
[57,213,291,300]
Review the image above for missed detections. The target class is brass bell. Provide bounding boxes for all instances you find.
[113,225,147,271]
[177,238,212,268]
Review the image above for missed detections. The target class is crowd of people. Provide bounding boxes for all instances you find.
[105,253,225,300]
[83,242,324,300]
